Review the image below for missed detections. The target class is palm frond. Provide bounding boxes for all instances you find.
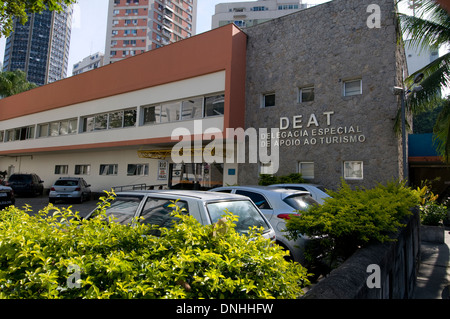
[433,99,450,162]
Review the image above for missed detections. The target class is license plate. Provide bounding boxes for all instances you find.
[0,193,7,197]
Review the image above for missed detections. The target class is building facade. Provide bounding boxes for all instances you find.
[0,0,406,193]
[2,5,73,86]
[72,52,105,76]
[212,0,308,29]
[104,0,197,65]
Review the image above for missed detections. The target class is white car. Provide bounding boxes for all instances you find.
[269,183,331,205]
[85,190,276,241]
[210,186,319,263]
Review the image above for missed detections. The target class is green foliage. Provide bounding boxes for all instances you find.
[0,193,309,299]
[285,181,420,275]
[414,182,448,226]
[0,0,76,38]
[0,70,37,97]
[258,173,305,186]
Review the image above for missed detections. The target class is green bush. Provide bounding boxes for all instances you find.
[285,181,420,276]
[0,195,310,299]
[258,173,305,186]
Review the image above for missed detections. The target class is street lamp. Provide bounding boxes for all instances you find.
[393,72,424,184]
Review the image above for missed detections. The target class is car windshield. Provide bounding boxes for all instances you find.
[206,200,271,235]
[283,194,318,211]
[54,180,78,186]
[102,195,144,224]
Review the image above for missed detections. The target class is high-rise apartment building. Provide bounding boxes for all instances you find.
[104,0,197,64]
[2,5,73,86]
[212,0,309,29]
[72,52,105,76]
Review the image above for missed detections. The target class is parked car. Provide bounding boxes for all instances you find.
[49,177,91,203]
[0,185,15,210]
[85,190,276,241]
[7,173,44,196]
[209,186,319,262]
[268,183,331,205]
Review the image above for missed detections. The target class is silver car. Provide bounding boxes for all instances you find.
[269,183,331,205]
[49,177,92,204]
[210,186,319,263]
[85,190,276,240]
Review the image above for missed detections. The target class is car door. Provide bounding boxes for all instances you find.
[234,190,274,221]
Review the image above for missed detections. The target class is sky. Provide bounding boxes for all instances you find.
[0,0,418,77]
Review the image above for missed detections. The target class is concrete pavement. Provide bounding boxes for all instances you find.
[414,226,450,299]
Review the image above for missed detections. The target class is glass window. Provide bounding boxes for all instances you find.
[160,101,180,123]
[206,200,271,235]
[299,162,314,179]
[283,194,318,211]
[68,119,78,134]
[344,79,362,96]
[102,195,144,225]
[343,161,363,179]
[127,164,149,176]
[142,105,161,124]
[94,114,108,130]
[74,164,91,175]
[299,87,314,103]
[99,164,118,176]
[124,109,137,127]
[140,198,188,229]
[83,117,95,132]
[38,124,49,137]
[262,93,275,108]
[54,165,69,175]
[235,190,271,210]
[204,94,224,117]
[59,120,69,135]
[109,111,123,129]
[181,97,203,120]
[50,122,59,136]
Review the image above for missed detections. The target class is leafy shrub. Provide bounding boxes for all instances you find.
[258,173,305,186]
[414,184,448,226]
[0,195,310,299]
[285,181,420,277]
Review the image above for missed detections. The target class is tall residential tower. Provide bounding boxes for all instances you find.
[2,5,73,86]
[104,0,197,64]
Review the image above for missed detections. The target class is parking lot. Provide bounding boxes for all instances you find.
[14,194,101,218]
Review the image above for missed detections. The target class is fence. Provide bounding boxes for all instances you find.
[303,208,421,299]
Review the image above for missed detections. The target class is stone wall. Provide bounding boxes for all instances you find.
[240,0,406,190]
[303,208,421,299]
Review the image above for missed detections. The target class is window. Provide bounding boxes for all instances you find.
[299,162,314,179]
[343,79,362,96]
[4,126,35,142]
[160,101,180,123]
[0,131,3,143]
[100,164,118,176]
[204,94,224,117]
[235,190,271,210]
[127,164,149,176]
[75,165,91,175]
[262,93,275,108]
[140,197,188,229]
[55,165,69,175]
[299,87,314,103]
[142,105,161,124]
[82,109,136,132]
[343,161,363,180]
[181,97,203,120]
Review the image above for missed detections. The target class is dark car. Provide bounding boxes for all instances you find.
[0,185,15,210]
[8,173,44,196]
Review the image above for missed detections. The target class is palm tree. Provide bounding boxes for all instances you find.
[0,69,37,98]
[398,0,450,161]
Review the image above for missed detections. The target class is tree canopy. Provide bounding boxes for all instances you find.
[0,70,37,98]
[0,0,76,38]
